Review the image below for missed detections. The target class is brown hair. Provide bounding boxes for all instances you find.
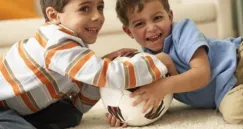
[40,0,69,22]
[116,0,170,26]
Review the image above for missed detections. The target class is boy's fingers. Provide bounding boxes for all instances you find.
[105,113,109,118]
[110,116,116,127]
[115,119,121,127]
[122,123,128,128]
[130,88,144,97]
[152,100,159,113]
[132,95,145,106]
[142,100,153,113]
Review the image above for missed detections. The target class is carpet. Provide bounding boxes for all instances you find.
[70,100,243,129]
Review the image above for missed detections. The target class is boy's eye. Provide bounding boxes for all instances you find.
[154,16,163,21]
[79,6,89,12]
[134,22,144,27]
[98,5,104,13]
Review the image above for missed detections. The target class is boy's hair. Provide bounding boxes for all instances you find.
[40,0,69,22]
[116,0,170,26]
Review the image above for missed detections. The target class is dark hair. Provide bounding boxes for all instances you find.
[116,0,170,26]
[40,0,69,22]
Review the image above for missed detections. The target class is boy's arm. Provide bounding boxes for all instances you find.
[169,19,211,92]
[161,47,210,94]
[41,24,167,90]
[132,47,210,112]
[71,81,100,113]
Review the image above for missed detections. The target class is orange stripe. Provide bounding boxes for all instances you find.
[20,93,38,112]
[59,27,75,36]
[45,41,79,69]
[145,56,161,80]
[97,59,110,87]
[0,58,22,96]
[18,41,57,98]
[35,33,46,48]
[124,61,136,88]
[69,52,94,80]
[72,80,83,89]
[79,93,99,105]
[72,95,79,105]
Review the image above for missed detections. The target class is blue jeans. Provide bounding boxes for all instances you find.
[0,99,82,129]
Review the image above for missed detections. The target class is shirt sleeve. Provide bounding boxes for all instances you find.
[71,82,100,113]
[43,25,168,90]
[172,19,209,64]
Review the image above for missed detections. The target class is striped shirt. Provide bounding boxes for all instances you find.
[0,23,168,115]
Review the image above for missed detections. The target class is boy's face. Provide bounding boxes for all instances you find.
[123,0,173,52]
[57,0,105,44]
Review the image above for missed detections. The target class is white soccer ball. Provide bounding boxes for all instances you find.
[100,56,173,126]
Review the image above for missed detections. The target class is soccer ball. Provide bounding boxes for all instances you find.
[100,88,173,126]
[100,55,173,126]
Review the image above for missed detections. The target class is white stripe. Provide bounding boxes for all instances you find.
[48,46,87,76]
[5,44,42,92]
[149,54,168,77]
[23,38,45,66]
[74,55,103,85]
[0,73,15,101]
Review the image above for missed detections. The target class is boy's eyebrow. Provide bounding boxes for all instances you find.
[79,1,91,6]
[78,0,104,6]
[131,11,163,25]
[154,11,164,16]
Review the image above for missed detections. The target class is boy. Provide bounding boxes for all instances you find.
[112,0,243,126]
[0,0,174,128]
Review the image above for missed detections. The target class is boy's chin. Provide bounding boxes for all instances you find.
[83,39,97,44]
[149,47,163,53]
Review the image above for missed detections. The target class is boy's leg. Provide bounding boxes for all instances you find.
[219,40,243,124]
[23,99,83,129]
[219,85,243,124]
[0,108,36,129]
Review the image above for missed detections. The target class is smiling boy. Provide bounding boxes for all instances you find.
[111,0,243,126]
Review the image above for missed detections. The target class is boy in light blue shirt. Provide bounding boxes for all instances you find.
[107,0,243,126]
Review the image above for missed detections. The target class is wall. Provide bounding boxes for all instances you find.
[232,0,243,36]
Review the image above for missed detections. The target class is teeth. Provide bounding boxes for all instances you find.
[86,28,98,33]
[149,34,160,40]
[146,34,161,42]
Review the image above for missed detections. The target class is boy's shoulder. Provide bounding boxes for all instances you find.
[172,18,200,36]
[36,23,86,48]
[172,18,196,30]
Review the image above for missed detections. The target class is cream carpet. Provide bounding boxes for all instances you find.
[70,100,243,129]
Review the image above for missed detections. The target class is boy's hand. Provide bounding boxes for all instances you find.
[130,79,169,113]
[102,48,138,60]
[105,113,128,128]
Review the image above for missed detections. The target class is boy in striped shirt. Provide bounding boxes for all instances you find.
[0,0,176,128]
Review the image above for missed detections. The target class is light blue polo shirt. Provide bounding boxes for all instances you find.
[143,19,242,108]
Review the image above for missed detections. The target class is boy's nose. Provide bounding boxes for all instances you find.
[147,23,156,32]
[91,11,104,21]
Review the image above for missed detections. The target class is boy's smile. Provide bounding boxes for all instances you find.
[123,0,173,53]
[146,33,162,42]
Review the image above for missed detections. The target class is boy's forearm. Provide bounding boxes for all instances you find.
[166,66,210,94]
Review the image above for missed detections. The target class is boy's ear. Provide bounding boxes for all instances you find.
[122,26,134,39]
[168,10,173,22]
[46,7,61,24]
